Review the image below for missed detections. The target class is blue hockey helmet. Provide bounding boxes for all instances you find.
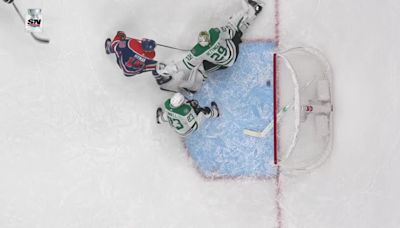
[142,39,156,52]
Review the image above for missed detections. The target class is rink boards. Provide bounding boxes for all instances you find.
[185,42,276,179]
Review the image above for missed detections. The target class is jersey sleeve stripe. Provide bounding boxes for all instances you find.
[182,59,194,70]
[186,61,196,68]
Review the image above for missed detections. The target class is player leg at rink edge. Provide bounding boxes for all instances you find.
[105,31,172,86]
[157,0,264,94]
[156,93,220,137]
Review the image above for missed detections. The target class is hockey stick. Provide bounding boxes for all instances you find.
[243,105,290,137]
[156,43,190,52]
[130,38,189,52]
[29,32,49,43]
[243,79,315,138]
[11,2,50,43]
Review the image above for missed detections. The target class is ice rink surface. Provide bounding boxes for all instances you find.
[1,0,400,227]
[186,42,276,179]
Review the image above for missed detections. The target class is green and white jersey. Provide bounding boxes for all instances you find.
[163,99,199,137]
[178,26,237,72]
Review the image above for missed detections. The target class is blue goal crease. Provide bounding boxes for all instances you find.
[185,42,276,179]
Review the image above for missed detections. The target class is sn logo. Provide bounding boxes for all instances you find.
[25,8,43,32]
[27,19,41,27]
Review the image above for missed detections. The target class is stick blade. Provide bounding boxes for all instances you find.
[31,33,50,43]
[243,129,264,138]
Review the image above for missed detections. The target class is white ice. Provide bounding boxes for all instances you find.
[0,0,399,227]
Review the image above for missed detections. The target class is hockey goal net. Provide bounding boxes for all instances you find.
[274,47,333,175]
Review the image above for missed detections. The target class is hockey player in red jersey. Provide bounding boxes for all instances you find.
[105,31,171,85]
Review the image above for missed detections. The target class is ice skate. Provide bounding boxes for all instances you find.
[105,38,112,54]
[247,0,263,15]
[211,101,220,117]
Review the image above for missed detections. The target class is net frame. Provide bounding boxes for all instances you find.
[274,47,334,175]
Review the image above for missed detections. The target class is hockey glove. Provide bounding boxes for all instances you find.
[189,100,199,108]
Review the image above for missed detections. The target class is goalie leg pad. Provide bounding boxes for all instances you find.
[178,64,207,92]
[228,0,259,33]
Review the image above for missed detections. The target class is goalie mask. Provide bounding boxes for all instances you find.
[170,93,185,108]
[198,31,210,47]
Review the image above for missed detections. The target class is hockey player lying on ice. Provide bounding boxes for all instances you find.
[156,93,220,137]
[105,31,172,85]
[156,0,264,95]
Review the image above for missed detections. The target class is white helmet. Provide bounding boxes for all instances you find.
[198,31,210,47]
[170,93,185,108]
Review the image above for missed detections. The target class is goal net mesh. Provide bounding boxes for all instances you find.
[276,47,333,175]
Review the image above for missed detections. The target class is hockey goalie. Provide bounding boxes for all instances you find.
[157,0,264,94]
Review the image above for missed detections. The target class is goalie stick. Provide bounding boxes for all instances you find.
[243,78,315,138]
[11,2,50,43]
[243,105,290,138]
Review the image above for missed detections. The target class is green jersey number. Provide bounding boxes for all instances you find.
[187,114,194,122]
[168,117,184,130]
[210,46,227,62]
